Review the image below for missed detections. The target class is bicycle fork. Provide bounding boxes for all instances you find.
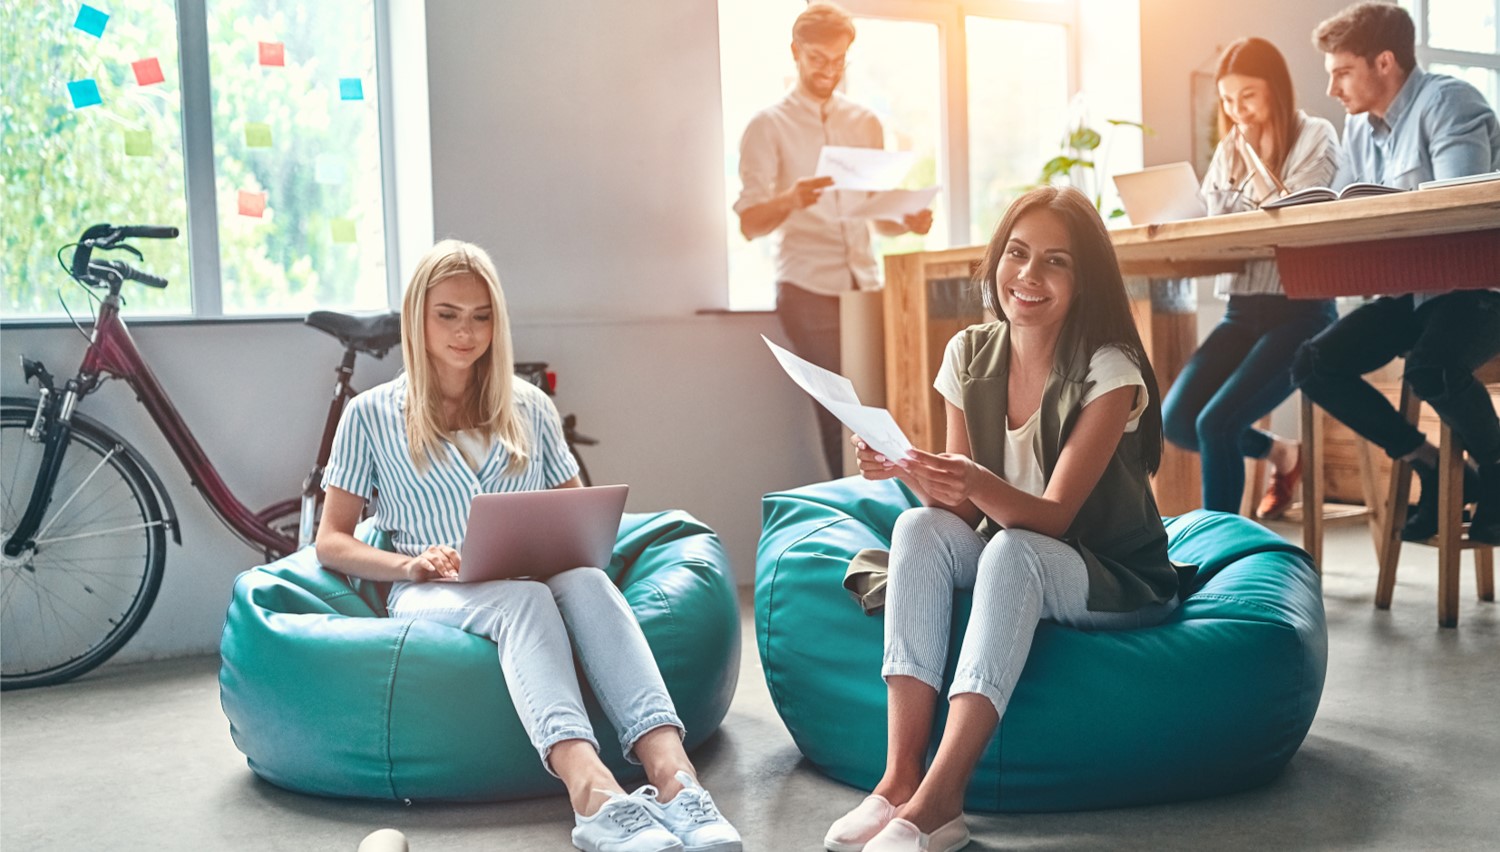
[4,362,76,558]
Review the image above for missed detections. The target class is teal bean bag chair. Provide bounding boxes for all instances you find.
[757,477,1326,812]
[220,510,739,802]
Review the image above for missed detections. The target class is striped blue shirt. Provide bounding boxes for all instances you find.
[323,374,581,557]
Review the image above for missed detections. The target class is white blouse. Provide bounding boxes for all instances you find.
[932,332,1148,496]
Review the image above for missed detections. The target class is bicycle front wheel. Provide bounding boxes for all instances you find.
[1,405,168,690]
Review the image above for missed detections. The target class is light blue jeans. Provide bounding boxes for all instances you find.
[883,508,1177,718]
[387,567,683,774]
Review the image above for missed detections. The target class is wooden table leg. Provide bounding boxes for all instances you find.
[1300,394,1323,570]
[1149,279,1202,517]
[1477,548,1495,603]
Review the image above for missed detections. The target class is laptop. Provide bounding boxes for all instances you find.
[454,484,629,582]
[1112,162,1207,224]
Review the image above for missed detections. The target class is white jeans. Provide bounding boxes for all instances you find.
[882,507,1177,718]
[387,567,682,774]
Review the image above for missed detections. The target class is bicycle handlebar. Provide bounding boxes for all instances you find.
[70,223,179,288]
[90,260,169,289]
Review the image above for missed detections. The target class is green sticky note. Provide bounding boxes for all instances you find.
[245,122,272,148]
[330,219,356,243]
[124,130,152,157]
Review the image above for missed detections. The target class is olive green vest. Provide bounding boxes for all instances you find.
[958,321,1181,612]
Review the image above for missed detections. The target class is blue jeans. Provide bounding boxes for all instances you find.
[1292,291,1500,465]
[387,568,683,774]
[1163,294,1337,512]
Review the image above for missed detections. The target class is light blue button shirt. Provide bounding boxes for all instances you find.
[323,374,581,557]
[1334,67,1500,190]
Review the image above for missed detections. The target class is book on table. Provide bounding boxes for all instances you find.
[1261,182,1405,209]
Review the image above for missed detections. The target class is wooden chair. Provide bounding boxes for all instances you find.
[1293,395,1385,569]
[1371,355,1500,628]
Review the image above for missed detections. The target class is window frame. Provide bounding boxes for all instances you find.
[1406,0,1500,86]
[2,0,404,328]
[838,0,1080,251]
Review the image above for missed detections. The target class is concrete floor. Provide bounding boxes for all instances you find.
[3,521,1497,852]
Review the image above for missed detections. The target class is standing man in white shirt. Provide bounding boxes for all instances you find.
[734,2,932,479]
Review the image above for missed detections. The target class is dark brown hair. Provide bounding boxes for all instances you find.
[793,3,856,45]
[1314,1,1416,73]
[975,186,1164,473]
[1216,37,1298,178]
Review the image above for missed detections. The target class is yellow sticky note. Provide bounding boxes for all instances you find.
[124,130,152,157]
[330,219,357,243]
[245,122,272,148]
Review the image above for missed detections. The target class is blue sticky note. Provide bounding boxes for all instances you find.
[339,78,363,101]
[74,4,109,38]
[68,79,102,109]
[314,154,346,185]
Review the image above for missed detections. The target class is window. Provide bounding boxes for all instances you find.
[716,1,1138,310]
[1,0,394,320]
[1401,0,1500,108]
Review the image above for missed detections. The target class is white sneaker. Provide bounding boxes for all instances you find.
[864,815,969,852]
[645,772,742,852]
[572,787,684,852]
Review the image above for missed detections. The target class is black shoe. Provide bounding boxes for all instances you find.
[1470,464,1500,545]
[1401,460,1441,542]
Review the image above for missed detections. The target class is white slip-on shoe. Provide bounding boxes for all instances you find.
[824,794,898,852]
[645,771,742,852]
[863,815,969,852]
[572,787,685,852]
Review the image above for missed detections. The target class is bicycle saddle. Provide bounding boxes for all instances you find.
[305,311,403,356]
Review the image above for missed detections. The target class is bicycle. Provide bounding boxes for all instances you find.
[3,224,597,691]
[1,224,402,690]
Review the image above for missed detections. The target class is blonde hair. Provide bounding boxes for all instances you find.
[400,239,529,473]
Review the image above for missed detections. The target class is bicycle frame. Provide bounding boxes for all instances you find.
[32,292,294,557]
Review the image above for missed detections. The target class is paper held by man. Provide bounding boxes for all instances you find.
[763,335,914,462]
[814,145,939,221]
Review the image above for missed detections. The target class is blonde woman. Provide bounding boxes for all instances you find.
[316,240,740,852]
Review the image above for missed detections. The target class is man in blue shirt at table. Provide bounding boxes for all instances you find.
[1292,1,1500,544]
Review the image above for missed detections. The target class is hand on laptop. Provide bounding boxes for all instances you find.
[402,545,460,582]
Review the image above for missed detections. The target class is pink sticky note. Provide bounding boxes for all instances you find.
[238,190,268,218]
[258,41,285,67]
[132,57,165,86]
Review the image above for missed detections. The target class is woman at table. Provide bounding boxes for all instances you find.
[829,186,1182,852]
[316,240,740,852]
[1161,36,1341,518]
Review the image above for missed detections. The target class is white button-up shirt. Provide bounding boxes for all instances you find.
[734,88,886,295]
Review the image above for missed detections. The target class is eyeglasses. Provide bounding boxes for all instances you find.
[798,50,849,73]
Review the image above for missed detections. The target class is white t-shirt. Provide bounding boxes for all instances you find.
[932,333,1148,496]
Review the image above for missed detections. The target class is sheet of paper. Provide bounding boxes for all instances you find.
[836,187,939,221]
[763,335,913,462]
[763,336,858,405]
[815,146,915,191]
[822,400,913,463]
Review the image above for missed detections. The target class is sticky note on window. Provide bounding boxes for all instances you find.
[238,190,267,218]
[314,154,346,184]
[339,78,363,101]
[258,41,285,67]
[124,130,152,156]
[74,4,109,38]
[330,219,357,243]
[132,57,164,86]
[244,122,272,148]
[68,79,102,109]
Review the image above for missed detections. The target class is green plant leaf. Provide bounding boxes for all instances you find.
[1068,126,1103,151]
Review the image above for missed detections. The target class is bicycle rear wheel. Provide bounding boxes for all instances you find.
[1,406,168,689]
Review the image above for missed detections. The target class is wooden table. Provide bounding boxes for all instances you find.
[880,181,1500,515]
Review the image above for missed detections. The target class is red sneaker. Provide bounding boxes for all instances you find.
[1257,453,1302,521]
